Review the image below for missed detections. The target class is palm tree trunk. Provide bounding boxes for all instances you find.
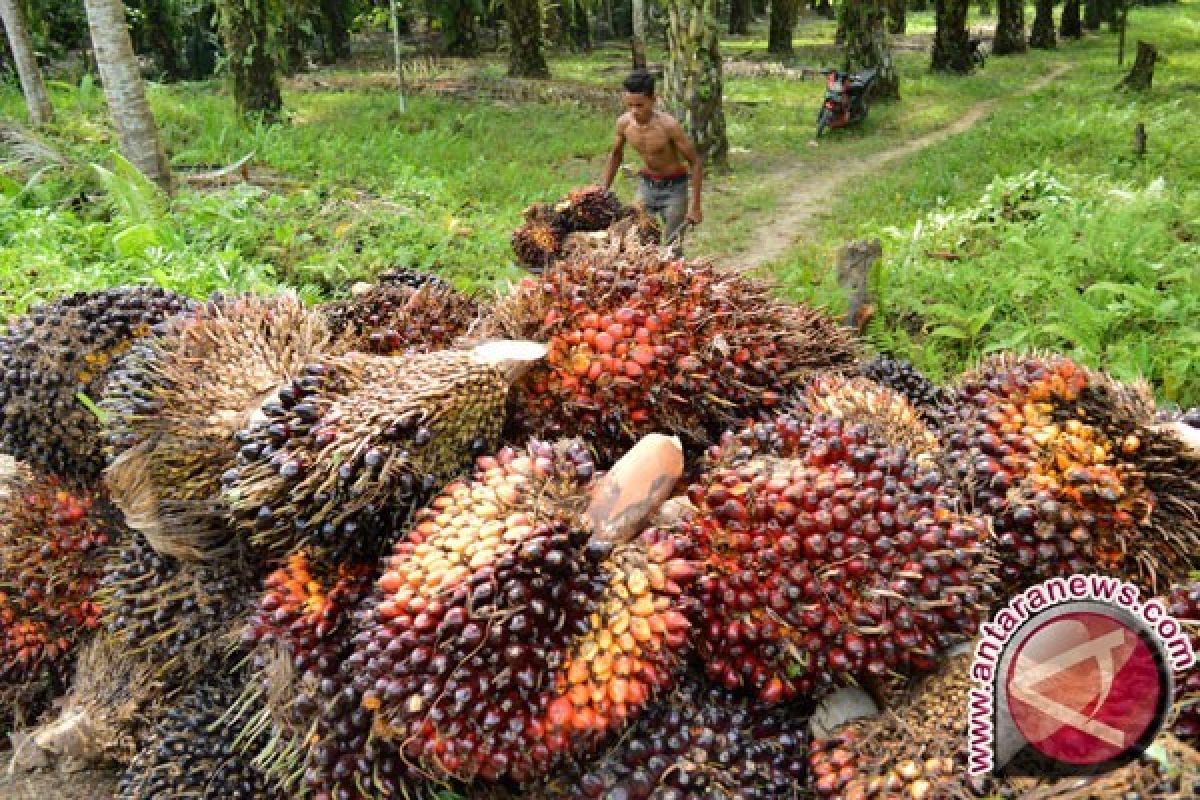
[507,0,550,76]
[1060,0,1082,37]
[1030,0,1056,47]
[0,0,53,126]
[216,0,284,117]
[768,0,798,56]
[931,0,972,72]
[1084,0,1102,30]
[729,0,753,34]
[632,0,648,68]
[81,0,172,191]
[886,0,906,34]
[845,0,899,99]
[992,0,1027,54]
[664,0,728,168]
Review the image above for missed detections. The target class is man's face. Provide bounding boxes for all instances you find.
[623,92,655,124]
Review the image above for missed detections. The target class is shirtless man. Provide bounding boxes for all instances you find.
[601,70,703,245]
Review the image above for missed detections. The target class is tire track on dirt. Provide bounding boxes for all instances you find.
[728,63,1071,271]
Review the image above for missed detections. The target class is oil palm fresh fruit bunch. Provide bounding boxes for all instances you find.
[0,457,122,731]
[345,435,696,784]
[679,412,992,704]
[944,353,1200,593]
[484,245,859,465]
[231,549,375,796]
[563,185,622,231]
[799,375,942,460]
[860,355,952,427]
[512,203,573,273]
[808,652,990,800]
[320,282,483,356]
[116,678,282,800]
[103,293,339,562]
[0,286,194,483]
[1167,581,1200,744]
[220,341,546,561]
[376,267,451,292]
[533,674,809,800]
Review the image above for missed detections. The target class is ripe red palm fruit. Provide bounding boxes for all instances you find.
[0,458,122,731]
[233,550,376,795]
[534,675,808,799]
[799,375,942,461]
[679,413,992,703]
[348,438,697,784]
[943,353,1199,594]
[321,282,483,356]
[1167,582,1200,745]
[483,246,859,465]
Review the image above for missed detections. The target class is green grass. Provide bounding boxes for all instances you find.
[1,4,1196,405]
[769,3,1200,404]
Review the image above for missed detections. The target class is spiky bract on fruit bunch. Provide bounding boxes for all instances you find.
[512,205,572,273]
[944,353,1200,593]
[679,413,992,703]
[221,344,543,561]
[808,653,990,800]
[103,293,339,561]
[320,282,483,356]
[485,246,859,465]
[1167,581,1200,744]
[861,356,951,426]
[347,440,697,784]
[564,185,623,231]
[232,550,375,795]
[117,679,282,800]
[800,375,941,461]
[534,676,808,800]
[0,286,194,483]
[0,459,122,729]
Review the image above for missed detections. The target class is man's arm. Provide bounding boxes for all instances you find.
[669,121,703,224]
[601,120,627,190]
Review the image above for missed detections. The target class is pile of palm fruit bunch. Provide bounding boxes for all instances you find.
[511,185,658,272]
[0,242,1197,800]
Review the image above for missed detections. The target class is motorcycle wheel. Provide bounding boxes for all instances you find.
[816,109,833,138]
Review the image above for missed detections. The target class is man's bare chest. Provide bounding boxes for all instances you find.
[626,125,674,155]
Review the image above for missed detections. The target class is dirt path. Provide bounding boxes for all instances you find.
[728,63,1071,271]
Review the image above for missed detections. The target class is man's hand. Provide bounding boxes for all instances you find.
[687,207,703,225]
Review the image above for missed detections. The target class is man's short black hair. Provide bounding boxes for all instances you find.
[623,70,655,97]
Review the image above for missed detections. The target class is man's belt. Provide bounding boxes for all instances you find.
[639,171,688,189]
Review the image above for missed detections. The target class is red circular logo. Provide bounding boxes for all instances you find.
[1005,611,1163,766]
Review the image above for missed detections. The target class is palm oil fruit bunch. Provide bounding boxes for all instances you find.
[98,532,256,687]
[535,677,808,800]
[103,293,339,561]
[512,204,572,273]
[860,355,951,426]
[486,246,859,464]
[117,679,281,800]
[376,266,452,292]
[680,412,992,703]
[348,435,695,784]
[0,459,121,726]
[0,286,194,483]
[320,282,482,356]
[799,375,941,461]
[944,353,1200,593]
[233,550,375,794]
[808,653,990,800]
[564,185,623,231]
[1167,581,1200,744]
[221,341,545,560]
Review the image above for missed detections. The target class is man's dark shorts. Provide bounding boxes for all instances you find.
[635,172,689,244]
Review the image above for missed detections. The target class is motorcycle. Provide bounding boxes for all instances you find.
[814,67,878,139]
